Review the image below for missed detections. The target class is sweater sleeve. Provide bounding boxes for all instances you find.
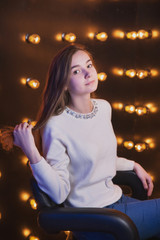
[116,156,135,171]
[30,122,70,204]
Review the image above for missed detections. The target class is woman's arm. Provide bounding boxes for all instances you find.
[13,122,71,204]
[116,157,154,197]
[13,122,41,164]
[133,162,154,197]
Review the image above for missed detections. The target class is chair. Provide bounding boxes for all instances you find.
[31,170,148,240]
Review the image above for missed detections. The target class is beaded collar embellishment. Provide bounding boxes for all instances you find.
[65,100,98,119]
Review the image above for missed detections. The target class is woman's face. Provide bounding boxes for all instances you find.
[67,50,98,98]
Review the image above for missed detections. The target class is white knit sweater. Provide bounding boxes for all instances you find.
[30,99,134,208]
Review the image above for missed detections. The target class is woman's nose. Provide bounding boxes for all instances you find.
[84,70,91,79]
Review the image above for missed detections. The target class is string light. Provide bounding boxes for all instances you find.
[25,34,41,44]
[29,198,38,210]
[144,138,156,149]
[123,140,152,152]
[125,105,135,114]
[22,228,31,237]
[0,171,2,178]
[123,141,134,150]
[62,33,76,42]
[150,69,159,77]
[112,102,124,110]
[112,30,125,39]
[112,68,124,76]
[145,103,158,113]
[20,78,27,85]
[88,32,108,41]
[116,136,124,145]
[137,30,150,39]
[20,77,40,89]
[29,236,40,240]
[125,69,136,78]
[114,102,157,115]
[112,68,158,78]
[136,70,150,79]
[95,32,108,41]
[135,107,148,116]
[21,156,29,165]
[26,78,40,89]
[126,31,137,40]
[135,143,147,152]
[20,191,30,201]
[97,72,107,81]
[0,212,2,220]
[126,30,152,40]
[152,30,160,38]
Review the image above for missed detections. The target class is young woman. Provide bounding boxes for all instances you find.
[10,44,160,239]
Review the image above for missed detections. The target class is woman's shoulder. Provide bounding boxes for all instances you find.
[41,112,66,135]
[94,98,111,110]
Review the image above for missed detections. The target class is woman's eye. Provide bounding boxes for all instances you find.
[87,63,92,68]
[73,69,80,75]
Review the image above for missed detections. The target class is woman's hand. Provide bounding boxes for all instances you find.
[13,122,41,164]
[134,162,154,197]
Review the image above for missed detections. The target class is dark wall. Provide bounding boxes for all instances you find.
[0,0,160,239]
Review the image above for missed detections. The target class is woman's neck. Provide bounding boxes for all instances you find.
[68,96,93,114]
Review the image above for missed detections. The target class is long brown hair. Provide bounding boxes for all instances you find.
[34,43,92,130]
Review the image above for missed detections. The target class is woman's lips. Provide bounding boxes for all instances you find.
[85,80,95,85]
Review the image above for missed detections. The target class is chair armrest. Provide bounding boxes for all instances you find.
[113,170,148,200]
[38,207,139,240]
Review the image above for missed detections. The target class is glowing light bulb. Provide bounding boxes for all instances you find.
[150,69,159,77]
[25,34,41,44]
[26,78,40,89]
[0,171,2,178]
[116,136,123,145]
[55,33,63,41]
[112,102,124,110]
[137,30,149,39]
[0,212,2,220]
[95,32,108,41]
[125,69,136,78]
[152,30,159,38]
[22,228,31,237]
[123,141,134,150]
[125,105,135,114]
[29,236,40,240]
[29,198,38,210]
[20,78,27,85]
[97,72,107,81]
[144,138,155,149]
[62,33,76,42]
[20,192,30,201]
[88,32,95,39]
[112,30,125,39]
[135,143,147,152]
[135,107,148,115]
[21,156,29,165]
[145,103,158,113]
[136,70,149,79]
[112,68,124,76]
[126,31,137,40]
